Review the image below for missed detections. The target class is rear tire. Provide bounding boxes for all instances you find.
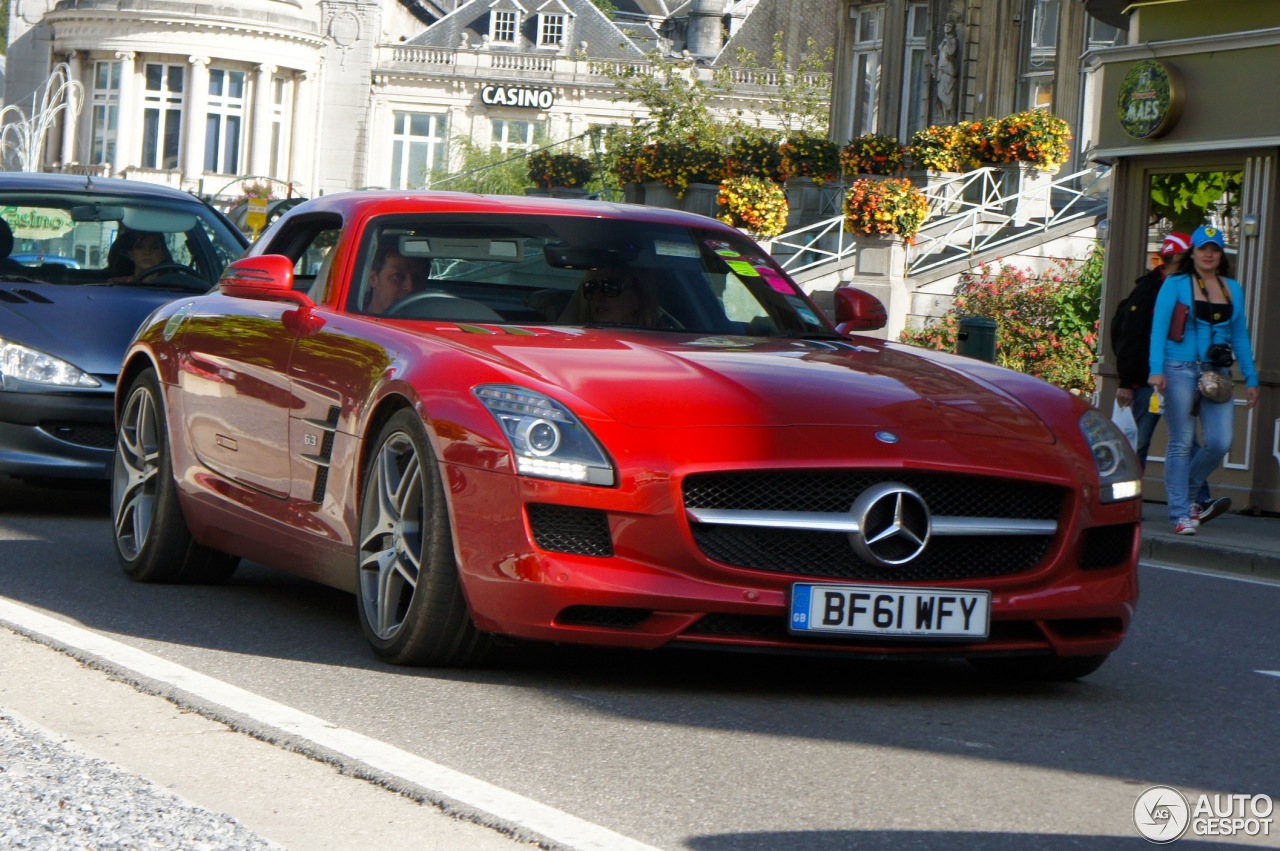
[355,409,492,666]
[111,369,238,584]
[968,653,1109,682]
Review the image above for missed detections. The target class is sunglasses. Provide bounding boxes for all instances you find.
[582,278,634,298]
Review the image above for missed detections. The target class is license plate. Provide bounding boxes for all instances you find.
[790,583,990,639]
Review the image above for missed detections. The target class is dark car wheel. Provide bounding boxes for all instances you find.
[356,409,493,666]
[968,653,1109,682]
[112,369,238,584]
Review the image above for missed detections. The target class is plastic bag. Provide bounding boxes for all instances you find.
[1111,399,1138,449]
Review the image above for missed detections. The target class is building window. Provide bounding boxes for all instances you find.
[90,60,121,165]
[900,2,929,137]
[390,111,449,189]
[850,5,884,136]
[205,68,246,174]
[141,64,185,170]
[538,13,565,47]
[491,10,518,44]
[1018,0,1059,110]
[491,119,547,155]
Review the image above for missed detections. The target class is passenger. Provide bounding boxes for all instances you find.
[364,244,432,313]
[559,267,662,327]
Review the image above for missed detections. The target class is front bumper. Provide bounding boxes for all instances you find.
[0,387,116,479]
[446,463,1141,660]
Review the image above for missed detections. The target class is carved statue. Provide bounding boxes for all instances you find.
[930,20,960,124]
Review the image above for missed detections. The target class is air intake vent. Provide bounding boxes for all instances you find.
[527,503,613,556]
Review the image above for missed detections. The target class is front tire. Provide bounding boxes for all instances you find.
[968,653,1109,682]
[111,369,238,584]
[356,409,492,666]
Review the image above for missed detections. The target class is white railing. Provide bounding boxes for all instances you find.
[772,165,1111,277]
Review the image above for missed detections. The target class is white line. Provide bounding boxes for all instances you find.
[0,596,659,851]
[1141,560,1280,588]
[1259,671,1280,680]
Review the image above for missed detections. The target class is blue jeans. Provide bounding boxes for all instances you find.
[1131,385,1210,505]
[1162,361,1233,523]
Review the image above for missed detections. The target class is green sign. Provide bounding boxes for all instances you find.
[1,205,75,239]
[1117,60,1183,139]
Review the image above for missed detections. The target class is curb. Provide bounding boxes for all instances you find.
[1140,530,1280,582]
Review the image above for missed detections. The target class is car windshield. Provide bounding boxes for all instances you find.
[350,213,834,337]
[1,189,246,290]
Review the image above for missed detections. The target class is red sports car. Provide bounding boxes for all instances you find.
[111,191,1141,679]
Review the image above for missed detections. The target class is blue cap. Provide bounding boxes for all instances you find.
[1192,225,1225,249]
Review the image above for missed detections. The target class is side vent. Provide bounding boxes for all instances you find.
[305,405,343,504]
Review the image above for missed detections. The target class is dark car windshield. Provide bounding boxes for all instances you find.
[346,213,832,337]
[1,189,246,289]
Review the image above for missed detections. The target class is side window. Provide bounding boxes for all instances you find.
[256,213,344,299]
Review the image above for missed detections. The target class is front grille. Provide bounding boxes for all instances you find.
[39,421,116,450]
[684,471,1063,581]
[1078,523,1136,570]
[691,525,1052,581]
[527,503,613,556]
[684,471,1061,518]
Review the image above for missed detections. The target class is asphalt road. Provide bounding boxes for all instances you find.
[2,476,1278,850]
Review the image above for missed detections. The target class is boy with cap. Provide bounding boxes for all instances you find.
[1111,232,1228,521]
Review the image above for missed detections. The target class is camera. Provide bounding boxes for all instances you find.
[1206,343,1235,368]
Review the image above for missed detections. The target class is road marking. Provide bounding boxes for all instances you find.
[1142,561,1280,588]
[0,596,659,851]
[1259,671,1280,680]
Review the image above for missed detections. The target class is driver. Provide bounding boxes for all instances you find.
[364,244,432,313]
[109,230,174,283]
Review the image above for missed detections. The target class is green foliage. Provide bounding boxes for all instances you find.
[600,53,730,144]
[899,243,1104,394]
[434,137,536,195]
[1149,171,1242,232]
[588,0,616,17]
[730,33,833,137]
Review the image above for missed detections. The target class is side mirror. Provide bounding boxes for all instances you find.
[833,286,887,333]
[218,255,313,308]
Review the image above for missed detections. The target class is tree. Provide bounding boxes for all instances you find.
[730,33,833,137]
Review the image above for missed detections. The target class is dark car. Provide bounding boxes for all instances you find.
[112,191,1142,679]
[0,173,248,482]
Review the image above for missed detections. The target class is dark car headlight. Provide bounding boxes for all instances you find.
[0,337,100,389]
[474,385,615,486]
[1079,408,1141,502]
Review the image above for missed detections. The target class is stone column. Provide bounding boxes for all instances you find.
[250,63,276,178]
[60,52,82,168]
[289,69,316,196]
[112,51,137,176]
[183,56,211,191]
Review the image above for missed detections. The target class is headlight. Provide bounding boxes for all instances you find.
[474,385,615,486]
[0,337,100,388]
[1079,408,1141,502]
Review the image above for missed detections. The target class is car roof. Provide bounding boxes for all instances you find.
[0,172,209,204]
[279,190,737,230]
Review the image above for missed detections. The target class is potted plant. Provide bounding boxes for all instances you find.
[907,124,968,174]
[724,132,785,183]
[842,177,931,241]
[638,137,727,204]
[839,133,905,177]
[526,150,596,197]
[994,110,1071,172]
[717,176,789,240]
[778,133,841,185]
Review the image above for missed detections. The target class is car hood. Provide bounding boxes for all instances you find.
[0,283,187,376]
[464,330,1057,444]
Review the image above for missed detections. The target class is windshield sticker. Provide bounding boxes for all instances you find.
[725,259,760,277]
[654,240,700,258]
[685,336,763,348]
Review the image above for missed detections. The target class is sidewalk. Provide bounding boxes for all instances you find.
[1139,500,1280,580]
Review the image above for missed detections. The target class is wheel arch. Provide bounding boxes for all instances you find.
[115,350,163,425]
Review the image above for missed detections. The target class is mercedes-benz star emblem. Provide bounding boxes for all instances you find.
[848,482,931,566]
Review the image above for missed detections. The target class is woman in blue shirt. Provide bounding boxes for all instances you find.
[1148,225,1260,535]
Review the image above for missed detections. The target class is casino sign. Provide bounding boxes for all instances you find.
[480,85,555,110]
